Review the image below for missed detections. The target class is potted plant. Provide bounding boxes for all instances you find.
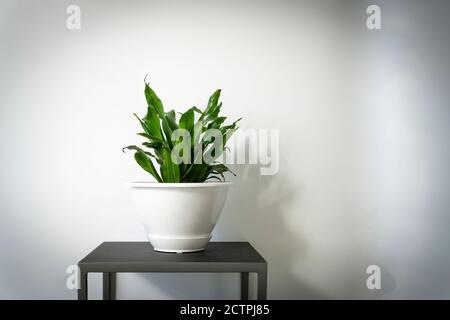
[123,79,241,253]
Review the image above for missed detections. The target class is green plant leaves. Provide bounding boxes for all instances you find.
[144,82,164,118]
[134,149,162,182]
[137,132,163,142]
[165,110,178,131]
[181,163,209,182]
[143,107,163,140]
[160,148,180,182]
[191,106,203,114]
[179,108,195,135]
[161,118,174,149]
[142,141,163,149]
[124,82,241,183]
[202,89,221,118]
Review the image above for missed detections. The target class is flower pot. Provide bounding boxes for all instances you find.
[127,182,231,253]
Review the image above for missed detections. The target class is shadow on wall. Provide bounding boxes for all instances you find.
[223,162,328,299]
[234,165,397,299]
[129,161,328,299]
[127,156,391,299]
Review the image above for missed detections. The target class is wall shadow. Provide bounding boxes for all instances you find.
[133,161,327,299]
[220,162,327,299]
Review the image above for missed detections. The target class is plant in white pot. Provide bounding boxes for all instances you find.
[123,79,241,253]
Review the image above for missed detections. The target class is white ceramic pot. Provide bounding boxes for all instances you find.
[127,182,231,253]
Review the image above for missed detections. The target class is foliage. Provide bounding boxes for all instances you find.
[123,80,241,183]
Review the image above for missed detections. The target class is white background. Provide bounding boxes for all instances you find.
[1,0,449,299]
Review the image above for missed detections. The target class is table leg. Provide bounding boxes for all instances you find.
[77,271,88,300]
[240,272,249,300]
[257,269,267,300]
[103,272,116,300]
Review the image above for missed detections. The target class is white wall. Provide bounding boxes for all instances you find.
[1,0,449,299]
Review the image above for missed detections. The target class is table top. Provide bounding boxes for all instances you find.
[79,242,266,267]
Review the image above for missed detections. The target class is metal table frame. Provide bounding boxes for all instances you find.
[77,242,267,300]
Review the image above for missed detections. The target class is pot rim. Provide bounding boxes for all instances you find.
[126,181,232,188]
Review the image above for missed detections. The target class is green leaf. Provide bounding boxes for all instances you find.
[179,108,194,135]
[134,150,162,182]
[204,102,222,123]
[134,113,151,136]
[123,145,153,156]
[196,164,211,182]
[161,118,173,149]
[181,163,209,182]
[144,82,165,118]
[143,107,163,140]
[207,116,227,130]
[191,106,203,114]
[165,110,178,131]
[137,132,164,142]
[201,89,221,119]
[142,141,162,149]
[221,117,242,145]
[205,175,223,182]
[211,163,235,176]
[208,163,235,181]
[160,148,180,182]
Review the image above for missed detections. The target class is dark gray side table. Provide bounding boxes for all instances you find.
[77,242,267,300]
